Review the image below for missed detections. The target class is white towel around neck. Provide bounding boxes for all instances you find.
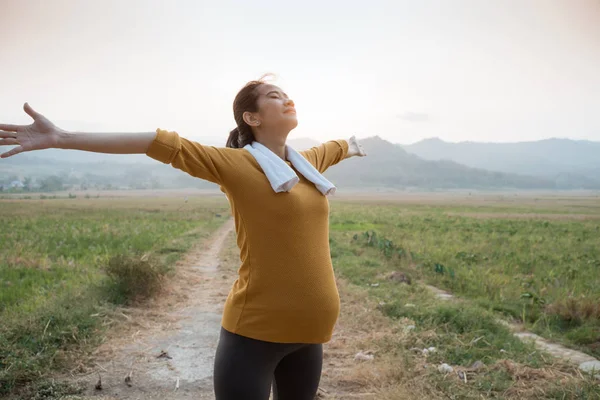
[243,141,336,196]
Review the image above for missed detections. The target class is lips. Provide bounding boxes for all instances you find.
[284,108,296,114]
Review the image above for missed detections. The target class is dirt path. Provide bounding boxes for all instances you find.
[67,219,384,400]
[66,219,392,400]
[70,219,235,399]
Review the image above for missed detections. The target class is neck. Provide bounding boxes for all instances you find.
[255,131,289,160]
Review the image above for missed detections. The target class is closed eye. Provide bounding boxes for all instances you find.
[266,90,288,99]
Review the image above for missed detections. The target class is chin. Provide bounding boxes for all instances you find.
[285,118,299,131]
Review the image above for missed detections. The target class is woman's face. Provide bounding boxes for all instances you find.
[250,84,298,134]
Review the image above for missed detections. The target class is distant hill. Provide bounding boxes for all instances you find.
[3,136,595,191]
[0,152,217,191]
[324,137,557,190]
[402,137,600,189]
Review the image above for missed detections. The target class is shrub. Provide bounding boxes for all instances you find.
[103,254,170,303]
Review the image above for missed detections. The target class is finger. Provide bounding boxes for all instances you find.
[0,145,24,158]
[0,124,22,132]
[24,102,42,120]
[0,138,19,146]
[0,130,18,138]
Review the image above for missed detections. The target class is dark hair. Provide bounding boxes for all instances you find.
[226,76,271,148]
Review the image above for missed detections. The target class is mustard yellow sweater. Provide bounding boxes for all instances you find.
[146,129,349,344]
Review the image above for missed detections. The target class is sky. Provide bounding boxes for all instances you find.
[1,0,599,145]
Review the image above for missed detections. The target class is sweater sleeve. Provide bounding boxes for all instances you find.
[145,129,236,186]
[300,140,349,174]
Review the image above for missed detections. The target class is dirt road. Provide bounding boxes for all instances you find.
[71,219,235,399]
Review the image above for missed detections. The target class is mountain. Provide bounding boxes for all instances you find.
[0,151,217,190]
[402,138,600,188]
[323,137,557,190]
[2,136,591,191]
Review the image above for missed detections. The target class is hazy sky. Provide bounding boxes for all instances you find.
[1,0,599,145]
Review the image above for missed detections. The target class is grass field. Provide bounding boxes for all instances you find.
[1,191,599,398]
[0,195,229,395]
[329,193,600,357]
[327,193,600,398]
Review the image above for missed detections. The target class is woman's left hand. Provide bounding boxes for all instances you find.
[346,136,366,158]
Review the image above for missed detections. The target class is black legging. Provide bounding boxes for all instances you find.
[213,327,323,400]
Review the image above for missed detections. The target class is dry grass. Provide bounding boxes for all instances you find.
[104,254,169,303]
[321,278,422,399]
[445,211,600,220]
[0,188,223,199]
[319,277,599,400]
[547,297,600,323]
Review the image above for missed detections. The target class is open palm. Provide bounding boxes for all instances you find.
[0,103,61,158]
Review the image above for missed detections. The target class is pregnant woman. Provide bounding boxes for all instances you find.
[0,76,366,400]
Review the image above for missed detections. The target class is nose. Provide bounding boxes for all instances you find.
[285,98,295,107]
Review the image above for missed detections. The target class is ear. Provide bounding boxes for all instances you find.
[243,111,261,127]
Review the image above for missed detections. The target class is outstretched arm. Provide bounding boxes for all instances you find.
[0,103,156,158]
[300,136,366,173]
[1,103,236,186]
[345,135,367,159]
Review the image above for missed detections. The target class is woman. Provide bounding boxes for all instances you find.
[0,77,366,400]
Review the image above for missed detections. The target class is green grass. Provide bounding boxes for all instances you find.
[2,193,599,398]
[330,231,545,367]
[329,197,600,398]
[329,197,600,358]
[0,196,229,396]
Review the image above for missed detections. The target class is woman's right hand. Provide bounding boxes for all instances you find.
[0,103,62,158]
